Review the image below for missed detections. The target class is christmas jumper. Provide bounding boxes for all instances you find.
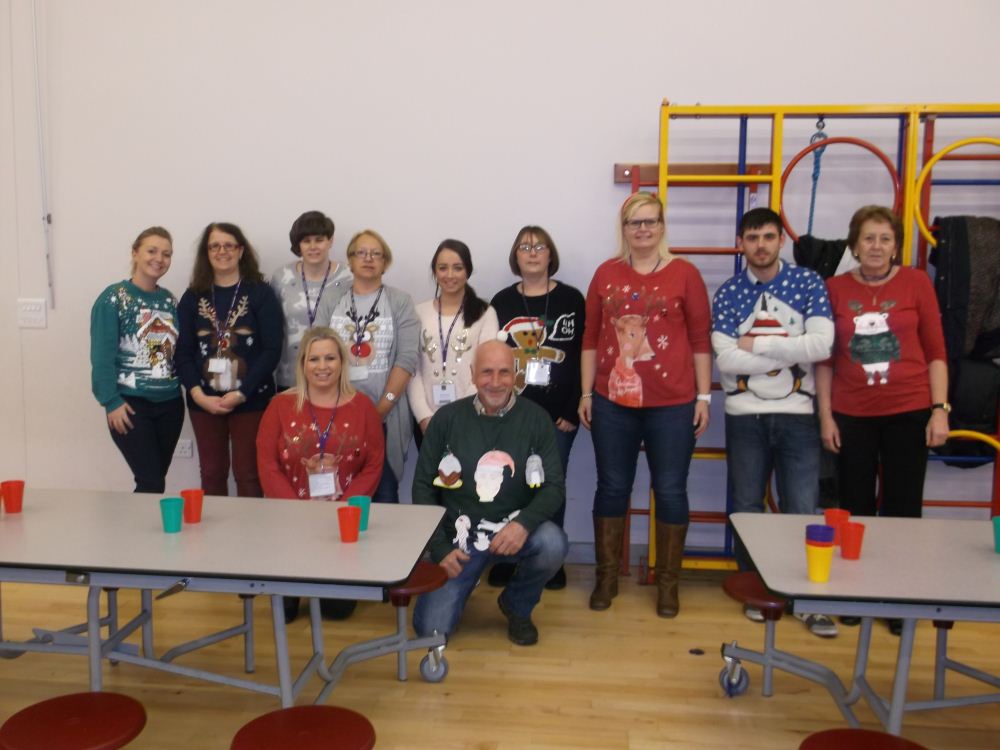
[582,257,711,408]
[256,391,385,500]
[270,260,352,388]
[412,395,564,563]
[175,280,284,413]
[825,267,947,417]
[491,280,586,425]
[90,280,181,413]
[712,261,833,415]
[407,300,499,424]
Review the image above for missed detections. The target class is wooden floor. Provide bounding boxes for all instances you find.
[0,567,997,749]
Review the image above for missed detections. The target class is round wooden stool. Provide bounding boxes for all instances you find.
[231,706,375,750]
[800,728,930,749]
[0,692,146,750]
[389,560,447,608]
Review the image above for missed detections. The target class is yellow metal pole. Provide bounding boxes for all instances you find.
[659,104,670,212]
[900,109,921,264]
[770,113,784,210]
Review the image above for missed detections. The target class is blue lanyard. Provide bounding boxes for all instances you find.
[306,391,340,458]
[348,286,384,356]
[300,262,332,327]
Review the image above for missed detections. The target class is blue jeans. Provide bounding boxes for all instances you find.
[413,522,568,638]
[372,464,399,504]
[550,425,577,528]
[725,412,821,570]
[590,394,696,525]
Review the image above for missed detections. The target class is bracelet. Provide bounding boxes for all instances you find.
[580,393,593,400]
[696,393,712,404]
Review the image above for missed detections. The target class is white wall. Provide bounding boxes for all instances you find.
[2,0,998,551]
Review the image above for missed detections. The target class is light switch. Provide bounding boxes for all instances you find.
[17,298,47,329]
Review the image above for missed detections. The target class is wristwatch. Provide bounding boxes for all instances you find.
[696,393,712,404]
[931,402,951,413]
[383,392,397,403]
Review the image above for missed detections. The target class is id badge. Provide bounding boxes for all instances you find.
[524,359,551,386]
[208,357,228,374]
[433,381,457,405]
[349,365,369,380]
[308,470,340,500]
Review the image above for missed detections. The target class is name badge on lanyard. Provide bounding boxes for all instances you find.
[307,396,342,500]
[524,358,551,386]
[349,365,369,380]
[308,470,341,501]
[207,358,228,374]
[433,381,457,405]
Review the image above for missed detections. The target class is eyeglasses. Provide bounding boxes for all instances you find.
[207,242,239,253]
[516,243,549,255]
[623,218,662,230]
[351,249,385,260]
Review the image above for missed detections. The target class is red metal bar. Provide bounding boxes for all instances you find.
[940,153,1000,161]
[922,500,991,509]
[671,247,740,256]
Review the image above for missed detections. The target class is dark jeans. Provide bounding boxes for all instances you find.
[189,408,264,497]
[725,412,821,570]
[373,423,400,503]
[109,396,184,494]
[590,394,696,525]
[833,408,930,518]
[413,521,568,637]
[550,425,577,528]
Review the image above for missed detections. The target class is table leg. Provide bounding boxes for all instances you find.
[886,618,918,734]
[270,595,294,707]
[87,586,103,691]
[140,589,154,657]
[845,616,875,705]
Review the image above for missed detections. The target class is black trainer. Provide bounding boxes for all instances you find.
[319,598,358,620]
[487,563,516,587]
[544,566,567,590]
[282,597,301,624]
[497,594,538,646]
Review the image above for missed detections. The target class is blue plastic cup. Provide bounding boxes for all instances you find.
[160,497,184,534]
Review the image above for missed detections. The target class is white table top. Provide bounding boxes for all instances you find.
[731,513,1000,608]
[0,489,444,586]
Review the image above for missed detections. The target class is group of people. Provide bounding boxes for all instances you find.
[89,195,949,646]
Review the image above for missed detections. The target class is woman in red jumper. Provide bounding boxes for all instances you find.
[816,205,949,519]
[579,192,712,618]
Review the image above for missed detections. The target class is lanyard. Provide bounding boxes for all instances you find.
[347,285,384,360]
[300,262,332,327]
[437,294,465,367]
[306,391,340,458]
[211,279,242,344]
[519,279,550,356]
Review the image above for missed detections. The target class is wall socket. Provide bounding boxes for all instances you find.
[17,298,47,328]
[174,439,194,459]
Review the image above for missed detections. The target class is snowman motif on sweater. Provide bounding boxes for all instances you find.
[847,300,900,385]
[735,303,805,400]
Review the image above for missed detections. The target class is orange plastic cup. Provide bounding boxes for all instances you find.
[1,480,25,513]
[337,505,361,543]
[181,488,204,524]
[840,522,866,560]
[824,508,851,545]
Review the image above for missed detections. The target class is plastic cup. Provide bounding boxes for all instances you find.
[805,524,835,544]
[805,542,834,583]
[159,497,184,533]
[347,495,371,531]
[181,488,204,524]
[993,516,1000,554]
[337,505,361,543]
[824,508,850,545]
[1,480,25,514]
[840,522,866,560]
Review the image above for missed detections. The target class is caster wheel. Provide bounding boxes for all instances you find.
[719,664,750,697]
[419,652,449,683]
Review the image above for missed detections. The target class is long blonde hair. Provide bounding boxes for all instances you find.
[616,192,671,262]
[293,327,355,411]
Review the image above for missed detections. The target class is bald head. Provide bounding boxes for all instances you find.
[473,341,515,415]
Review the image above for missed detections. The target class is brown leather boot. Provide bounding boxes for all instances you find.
[654,521,688,618]
[590,516,625,611]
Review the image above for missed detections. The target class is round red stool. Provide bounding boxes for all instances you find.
[722,571,787,621]
[800,728,930,749]
[231,705,375,750]
[0,692,146,750]
[389,560,447,608]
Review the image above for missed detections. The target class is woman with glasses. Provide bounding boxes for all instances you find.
[489,226,585,590]
[321,229,419,504]
[175,222,283,497]
[579,193,711,618]
[270,211,352,392]
[408,239,498,438]
[90,226,184,493]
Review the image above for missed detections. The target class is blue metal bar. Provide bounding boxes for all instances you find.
[931,179,1000,186]
[927,454,993,465]
[734,115,748,275]
[896,115,906,184]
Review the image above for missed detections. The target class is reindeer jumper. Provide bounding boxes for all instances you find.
[825,267,947,417]
[582,258,711,408]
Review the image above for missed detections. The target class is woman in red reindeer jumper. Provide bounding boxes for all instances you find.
[579,193,712,618]
[176,222,283,497]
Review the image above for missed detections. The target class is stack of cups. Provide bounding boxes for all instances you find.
[805,524,836,582]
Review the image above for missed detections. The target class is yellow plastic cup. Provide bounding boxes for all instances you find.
[805,543,834,583]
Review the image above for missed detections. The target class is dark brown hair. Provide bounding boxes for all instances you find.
[508,225,560,276]
[189,222,264,293]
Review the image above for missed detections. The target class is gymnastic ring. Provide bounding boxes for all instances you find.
[947,429,1000,454]
[779,137,902,243]
[914,137,1000,247]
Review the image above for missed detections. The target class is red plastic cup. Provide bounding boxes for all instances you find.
[181,488,204,524]
[1,480,25,513]
[824,508,851,545]
[840,522,866,560]
[337,505,361,543]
